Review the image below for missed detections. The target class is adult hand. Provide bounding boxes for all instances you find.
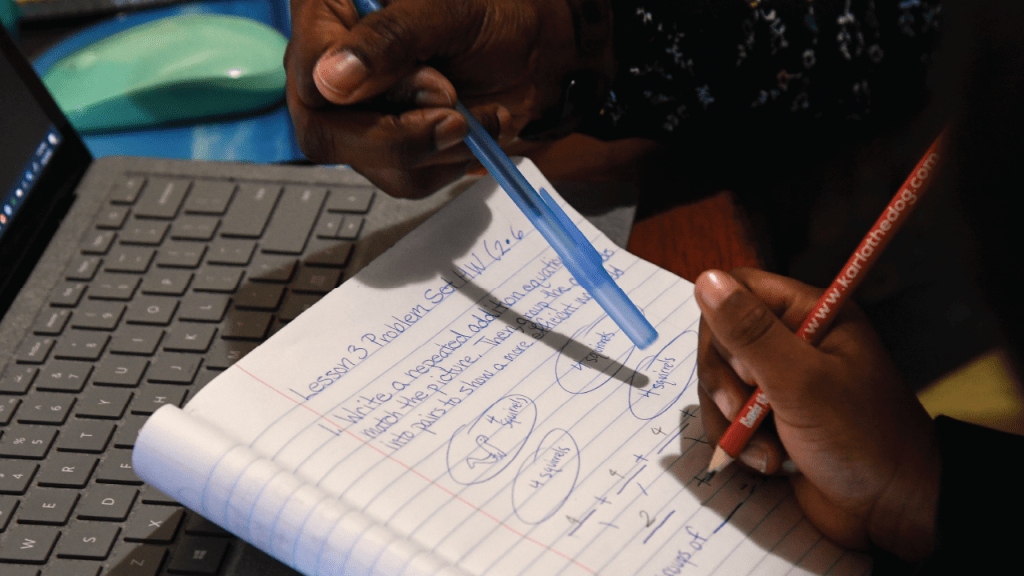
[694,268,939,564]
[285,0,612,198]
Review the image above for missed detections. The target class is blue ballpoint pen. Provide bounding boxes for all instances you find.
[350,0,658,349]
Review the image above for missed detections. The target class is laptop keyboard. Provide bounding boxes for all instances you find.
[0,171,375,575]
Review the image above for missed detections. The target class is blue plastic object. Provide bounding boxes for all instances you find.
[43,14,288,134]
[33,0,303,163]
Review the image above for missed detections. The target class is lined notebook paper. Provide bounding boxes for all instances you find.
[133,159,870,576]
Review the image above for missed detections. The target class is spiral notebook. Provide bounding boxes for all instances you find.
[132,160,871,576]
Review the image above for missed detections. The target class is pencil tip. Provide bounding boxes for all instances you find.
[707,445,734,475]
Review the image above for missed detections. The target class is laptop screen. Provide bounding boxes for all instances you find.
[0,26,92,314]
[0,49,62,241]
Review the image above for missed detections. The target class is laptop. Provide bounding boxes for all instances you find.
[0,26,637,576]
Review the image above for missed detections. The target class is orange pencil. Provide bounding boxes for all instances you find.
[707,131,947,474]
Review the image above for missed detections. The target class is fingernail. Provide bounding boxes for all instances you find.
[712,389,735,419]
[697,270,740,310]
[414,89,453,108]
[434,114,465,151]
[314,50,367,102]
[739,445,768,474]
[781,460,800,475]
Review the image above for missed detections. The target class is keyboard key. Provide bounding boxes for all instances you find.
[34,360,93,393]
[184,180,235,215]
[31,308,71,336]
[134,178,189,219]
[177,293,229,323]
[17,393,75,425]
[0,426,56,459]
[260,185,327,254]
[219,183,280,237]
[95,450,142,485]
[108,176,145,204]
[338,214,364,239]
[79,230,116,255]
[1,365,38,394]
[125,296,178,326]
[170,216,219,241]
[191,267,242,292]
[14,337,54,365]
[291,265,341,294]
[57,521,119,559]
[207,239,255,266]
[146,354,201,384]
[247,254,296,282]
[104,246,155,273]
[75,387,132,420]
[325,186,374,212]
[52,331,109,361]
[77,485,137,521]
[69,301,124,331]
[94,204,130,229]
[123,506,184,543]
[64,256,101,281]
[131,385,187,415]
[278,292,322,321]
[155,243,206,269]
[88,274,140,300]
[163,324,216,353]
[19,488,79,525]
[140,486,180,506]
[166,535,229,575]
[36,453,98,488]
[55,420,115,453]
[0,397,20,425]
[91,356,148,387]
[314,212,342,238]
[220,311,271,340]
[183,513,230,536]
[304,238,354,268]
[48,282,86,307]
[0,524,60,563]
[233,283,285,310]
[0,494,16,531]
[204,341,257,370]
[41,559,102,576]
[119,220,169,245]
[113,415,147,449]
[109,326,163,356]
[106,543,166,576]
[0,460,38,494]
[141,269,193,296]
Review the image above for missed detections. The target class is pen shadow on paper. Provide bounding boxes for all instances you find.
[660,405,858,574]
[351,183,649,390]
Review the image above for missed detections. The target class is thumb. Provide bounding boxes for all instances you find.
[694,270,817,405]
[313,0,476,105]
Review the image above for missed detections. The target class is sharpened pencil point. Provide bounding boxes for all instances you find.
[707,445,734,475]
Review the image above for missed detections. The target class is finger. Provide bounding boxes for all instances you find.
[694,270,824,413]
[289,80,466,160]
[361,162,473,199]
[313,0,490,105]
[697,331,787,475]
[286,0,362,108]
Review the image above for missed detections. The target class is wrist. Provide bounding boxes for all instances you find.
[868,417,940,564]
[519,0,613,141]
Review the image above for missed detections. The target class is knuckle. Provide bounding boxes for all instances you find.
[726,301,775,349]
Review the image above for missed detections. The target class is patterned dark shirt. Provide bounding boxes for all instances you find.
[580,0,941,141]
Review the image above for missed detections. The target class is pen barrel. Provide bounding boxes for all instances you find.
[458,102,658,349]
